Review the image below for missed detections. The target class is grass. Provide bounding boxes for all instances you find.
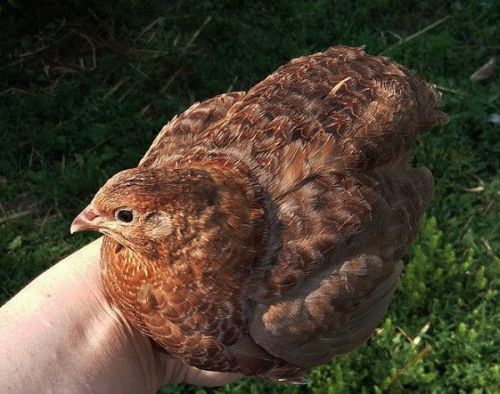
[1,0,499,392]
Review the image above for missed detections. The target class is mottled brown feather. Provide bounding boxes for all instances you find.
[82,46,448,381]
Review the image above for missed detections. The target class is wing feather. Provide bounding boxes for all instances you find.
[248,167,433,367]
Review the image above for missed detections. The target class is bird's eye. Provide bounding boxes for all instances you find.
[115,209,134,223]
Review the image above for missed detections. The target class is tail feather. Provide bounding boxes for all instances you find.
[330,71,448,171]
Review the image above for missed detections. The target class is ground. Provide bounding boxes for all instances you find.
[0,1,498,392]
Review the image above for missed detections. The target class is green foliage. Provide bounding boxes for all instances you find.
[1,0,498,392]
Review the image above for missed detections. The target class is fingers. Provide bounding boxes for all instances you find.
[156,352,242,387]
[183,366,243,387]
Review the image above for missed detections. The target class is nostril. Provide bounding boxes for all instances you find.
[82,207,100,221]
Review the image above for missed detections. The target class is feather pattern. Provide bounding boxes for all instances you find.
[74,46,447,380]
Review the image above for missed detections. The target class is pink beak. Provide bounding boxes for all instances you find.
[70,205,104,234]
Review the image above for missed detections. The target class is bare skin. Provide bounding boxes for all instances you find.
[0,238,241,393]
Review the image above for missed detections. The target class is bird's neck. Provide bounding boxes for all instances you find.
[149,150,279,280]
[185,157,276,276]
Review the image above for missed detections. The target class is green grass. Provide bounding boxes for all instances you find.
[1,0,499,392]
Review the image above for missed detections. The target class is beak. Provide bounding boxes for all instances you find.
[70,205,105,234]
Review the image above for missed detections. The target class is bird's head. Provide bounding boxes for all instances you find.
[71,166,265,264]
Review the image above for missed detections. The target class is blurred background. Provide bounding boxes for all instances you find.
[0,0,498,392]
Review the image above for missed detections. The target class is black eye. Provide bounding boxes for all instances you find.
[116,209,134,223]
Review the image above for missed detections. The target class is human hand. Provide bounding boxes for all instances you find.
[0,238,241,393]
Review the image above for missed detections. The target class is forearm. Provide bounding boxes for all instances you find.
[0,238,162,393]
